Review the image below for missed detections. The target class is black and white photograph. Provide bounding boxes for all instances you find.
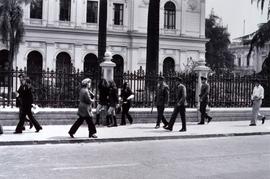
[0,0,269,178]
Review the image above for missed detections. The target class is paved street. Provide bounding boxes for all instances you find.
[0,135,269,179]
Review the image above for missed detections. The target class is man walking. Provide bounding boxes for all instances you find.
[154,76,169,129]
[164,77,187,132]
[198,76,212,125]
[250,79,266,126]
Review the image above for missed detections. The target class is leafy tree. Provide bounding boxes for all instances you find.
[0,0,32,104]
[247,0,270,75]
[205,12,234,72]
[0,0,31,71]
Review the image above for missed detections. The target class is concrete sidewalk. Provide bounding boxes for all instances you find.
[0,121,269,146]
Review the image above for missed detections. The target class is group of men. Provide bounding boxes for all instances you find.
[154,76,266,132]
[154,76,212,132]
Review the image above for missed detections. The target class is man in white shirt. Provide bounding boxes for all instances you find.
[250,79,266,126]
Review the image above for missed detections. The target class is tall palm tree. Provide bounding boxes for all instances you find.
[247,0,270,74]
[146,0,160,81]
[98,0,107,64]
[0,0,32,105]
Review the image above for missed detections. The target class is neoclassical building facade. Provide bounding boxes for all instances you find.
[0,0,207,75]
[230,37,269,75]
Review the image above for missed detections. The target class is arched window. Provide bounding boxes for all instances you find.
[59,0,71,21]
[84,53,99,75]
[27,51,43,85]
[56,52,72,73]
[56,52,72,88]
[163,57,175,76]
[164,2,176,29]
[112,54,124,87]
[30,0,43,19]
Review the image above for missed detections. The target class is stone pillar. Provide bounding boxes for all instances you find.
[100,51,116,81]
[193,57,210,121]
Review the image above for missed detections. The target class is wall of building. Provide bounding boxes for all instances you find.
[0,0,207,73]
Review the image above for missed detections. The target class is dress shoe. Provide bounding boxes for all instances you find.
[89,134,98,138]
[154,125,160,129]
[262,116,266,124]
[68,132,74,138]
[249,123,256,126]
[164,126,172,131]
[35,127,42,133]
[198,122,205,125]
[207,117,212,123]
[14,131,22,134]
[179,128,186,132]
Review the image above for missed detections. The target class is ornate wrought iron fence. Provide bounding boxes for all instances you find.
[208,73,270,107]
[0,67,197,108]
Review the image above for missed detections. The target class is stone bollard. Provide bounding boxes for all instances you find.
[100,51,116,82]
[193,58,210,122]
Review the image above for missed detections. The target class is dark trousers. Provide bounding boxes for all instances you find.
[167,105,186,130]
[121,102,133,125]
[69,116,96,135]
[156,105,168,126]
[199,101,211,123]
[15,107,41,132]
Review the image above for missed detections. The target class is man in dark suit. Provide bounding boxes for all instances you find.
[198,76,212,125]
[164,77,187,132]
[14,78,42,133]
[154,76,169,129]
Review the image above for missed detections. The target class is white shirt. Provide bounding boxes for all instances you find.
[251,85,264,100]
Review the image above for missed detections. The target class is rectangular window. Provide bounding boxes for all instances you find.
[113,3,123,25]
[87,1,98,23]
[59,0,71,21]
[30,0,43,19]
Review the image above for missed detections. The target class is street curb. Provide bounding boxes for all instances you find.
[1,131,270,146]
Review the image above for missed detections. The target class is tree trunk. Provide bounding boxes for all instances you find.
[146,0,160,88]
[98,0,107,63]
[7,31,15,106]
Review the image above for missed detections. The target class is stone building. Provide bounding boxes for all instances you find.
[230,34,269,75]
[0,0,207,76]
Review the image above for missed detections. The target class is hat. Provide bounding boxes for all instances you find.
[175,77,183,82]
[201,76,207,80]
[18,73,26,78]
[158,76,165,80]
[82,78,91,85]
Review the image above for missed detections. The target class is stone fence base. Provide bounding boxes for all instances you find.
[0,108,270,126]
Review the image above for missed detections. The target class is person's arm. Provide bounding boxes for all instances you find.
[177,85,186,106]
[164,86,169,106]
[200,84,209,101]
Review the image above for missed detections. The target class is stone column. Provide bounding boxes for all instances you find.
[100,51,116,81]
[193,57,210,121]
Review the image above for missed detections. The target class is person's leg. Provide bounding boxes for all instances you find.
[251,100,260,125]
[69,116,84,135]
[26,108,42,132]
[125,103,133,124]
[95,104,102,125]
[121,103,128,125]
[199,102,207,124]
[179,106,186,131]
[155,106,162,128]
[166,106,180,130]
[160,106,168,127]
[15,109,27,133]
[85,116,97,138]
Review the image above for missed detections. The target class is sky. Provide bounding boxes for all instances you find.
[205,0,268,40]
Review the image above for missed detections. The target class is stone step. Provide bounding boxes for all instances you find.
[0,108,269,126]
